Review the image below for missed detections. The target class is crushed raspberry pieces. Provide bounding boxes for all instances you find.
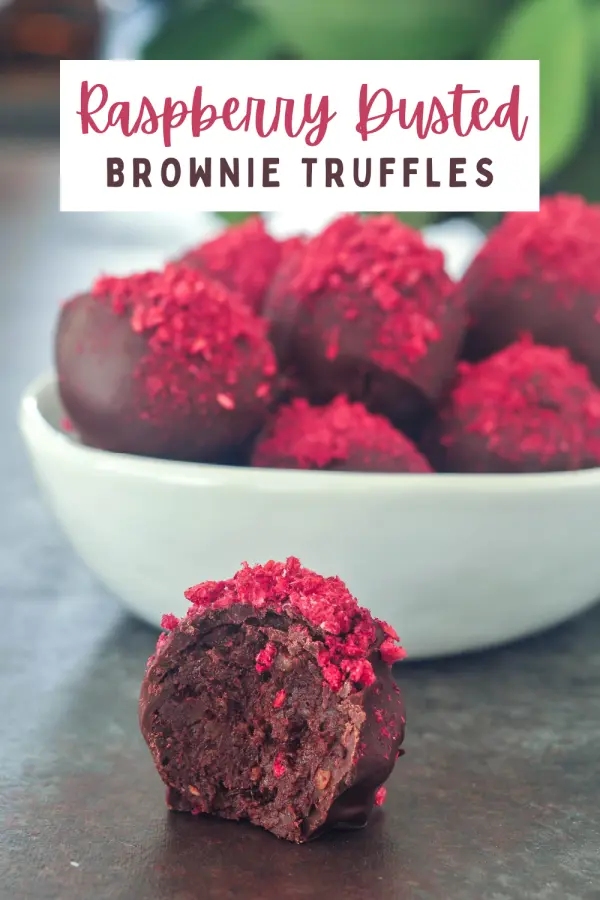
[255,383,271,399]
[252,395,431,472]
[160,613,179,631]
[381,622,400,641]
[255,642,277,673]
[273,753,287,779]
[90,264,277,415]
[273,690,286,709]
[469,194,600,299]
[380,639,407,665]
[340,658,376,687]
[183,557,405,693]
[374,786,387,807]
[284,213,455,374]
[446,335,600,466]
[179,216,283,314]
[216,393,235,411]
[321,663,344,693]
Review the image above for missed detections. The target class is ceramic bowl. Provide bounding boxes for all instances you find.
[19,372,600,658]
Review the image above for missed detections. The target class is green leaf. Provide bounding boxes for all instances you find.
[472,210,503,232]
[216,212,259,224]
[143,2,278,60]
[587,4,600,90]
[385,211,439,229]
[246,0,507,60]
[488,0,589,179]
[546,105,600,201]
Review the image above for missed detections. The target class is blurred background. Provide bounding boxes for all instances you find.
[0,0,598,227]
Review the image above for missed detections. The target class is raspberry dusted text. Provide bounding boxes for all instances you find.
[77,81,529,192]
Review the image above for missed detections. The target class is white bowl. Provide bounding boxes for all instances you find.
[20,372,600,659]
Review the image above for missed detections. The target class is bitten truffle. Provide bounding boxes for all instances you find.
[139,557,406,843]
[462,195,600,383]
[252,395,432,473]
[56,265,277,461]
[264,214,464,426]
[177,216,285,315]
[426,337,600,473]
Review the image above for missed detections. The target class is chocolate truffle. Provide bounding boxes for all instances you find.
[263,214,464,426]
[139,557,406,843]
[252,395,432,473]
[462,195,600,383]
[177,216,284,315]
[426,336,600,473]
[56,265,277,461]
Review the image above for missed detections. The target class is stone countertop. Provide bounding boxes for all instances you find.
[1,145,599,900]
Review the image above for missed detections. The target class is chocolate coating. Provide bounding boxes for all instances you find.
[462,196,600,385]
[295,297,465,424]
[139,571,405,843]
[55,268,277,462]
[264,214,465,428]
[424,339,600,473]
[464,275,600,386]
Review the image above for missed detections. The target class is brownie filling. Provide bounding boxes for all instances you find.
[143,615,369,841]
[140,559,406,843]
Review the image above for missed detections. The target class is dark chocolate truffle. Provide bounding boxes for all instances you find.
[177,216,284,315]
[425,336,600,473]
[252,395,432,473]
[56,265,277,461]
[264,214,464,426]
[139,557,406,843]
[462,195,600,383]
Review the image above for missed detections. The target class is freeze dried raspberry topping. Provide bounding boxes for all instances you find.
[445,336,600,464]
[162,557,405,692]
[252,395,432,472]
[91,264,277,412]
[284,213,455,374]
[178,216,284,314]
[468,194,600,301]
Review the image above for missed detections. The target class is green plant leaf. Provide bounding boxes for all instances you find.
[587,4,600,90]
[472,210,504,232]
[488,0,589,179]
[362,210,439,228]
[545,102,600,201]
[143,2,278,60]
[393,211,439,229]
[246,0,507,60]
[216,212,259,224]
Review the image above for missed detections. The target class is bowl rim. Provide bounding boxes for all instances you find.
[19,371,600,494]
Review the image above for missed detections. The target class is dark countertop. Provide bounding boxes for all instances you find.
[1,145,600,900]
